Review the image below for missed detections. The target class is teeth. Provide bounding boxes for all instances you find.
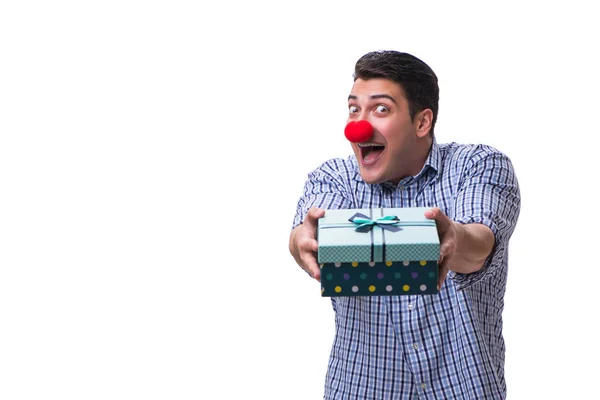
[358,143,383,148]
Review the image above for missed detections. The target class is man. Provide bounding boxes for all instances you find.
[289,50,521,399]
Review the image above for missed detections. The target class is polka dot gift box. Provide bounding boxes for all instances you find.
[318,207,440,297]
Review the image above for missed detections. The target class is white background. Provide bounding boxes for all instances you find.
[1,1,598,399]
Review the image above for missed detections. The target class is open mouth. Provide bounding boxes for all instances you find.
[358,143,385,165]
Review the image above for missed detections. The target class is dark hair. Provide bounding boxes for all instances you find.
[354,50,439,136]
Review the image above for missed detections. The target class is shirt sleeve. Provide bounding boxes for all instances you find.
[292,159,354,230]
[448,145,521,290]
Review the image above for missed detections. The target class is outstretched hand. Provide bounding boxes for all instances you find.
[289,207,325,281]
[424,207,461,289]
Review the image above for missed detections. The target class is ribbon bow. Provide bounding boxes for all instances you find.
[348,213,402,233]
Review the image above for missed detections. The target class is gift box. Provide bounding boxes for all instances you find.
[318,207,440,297]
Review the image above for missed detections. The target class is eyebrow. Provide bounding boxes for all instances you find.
[348,94,397,104]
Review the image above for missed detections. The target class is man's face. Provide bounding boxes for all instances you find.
[348,78,427,185]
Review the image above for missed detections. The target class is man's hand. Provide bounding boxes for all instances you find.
[289,207,325,281]
[425,207,495,289]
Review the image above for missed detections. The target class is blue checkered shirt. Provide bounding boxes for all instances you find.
[292,140,521,399]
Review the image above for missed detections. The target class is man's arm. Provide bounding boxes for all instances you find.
[425,208,495,288]
[290,161,354,281]
[439,145,521,290]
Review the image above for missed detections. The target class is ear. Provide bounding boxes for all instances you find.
[415,109,433,138]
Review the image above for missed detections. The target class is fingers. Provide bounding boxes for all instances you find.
[298,237,320,281]
[303,257,321,282]
[424,207,451,234]
[293,208,325,282]
[428,207,453,289]
[307,206,325,219]
[437,263,448,290]
[304,207,325,231]
[437,237,453,289]
[439,240,452,263]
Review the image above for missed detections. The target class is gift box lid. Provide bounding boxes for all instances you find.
[317,207,440,263]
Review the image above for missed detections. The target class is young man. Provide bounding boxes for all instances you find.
[289,50,521,399]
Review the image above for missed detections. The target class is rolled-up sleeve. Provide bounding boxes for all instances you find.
[448,145,521,289]
[292,159,354,230]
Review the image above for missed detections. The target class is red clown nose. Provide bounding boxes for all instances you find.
[344,120,374,143]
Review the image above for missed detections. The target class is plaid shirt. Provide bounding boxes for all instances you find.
[292,140,521,400]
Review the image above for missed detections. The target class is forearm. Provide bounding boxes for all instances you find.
[450,223,495,274]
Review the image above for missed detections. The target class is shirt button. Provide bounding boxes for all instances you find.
[413,343,419,350]
[421,383,426,389]
[408,303,414,310]
[398,185,405,191]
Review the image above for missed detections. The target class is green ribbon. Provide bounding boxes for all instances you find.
[349,213,401,233]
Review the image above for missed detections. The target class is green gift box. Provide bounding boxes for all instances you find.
[317,207,440,297]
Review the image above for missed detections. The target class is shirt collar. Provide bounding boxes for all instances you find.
[425,136,441,175]
[352,137,440,184]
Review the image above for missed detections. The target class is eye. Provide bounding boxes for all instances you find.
[349,105,359,114]
[375,105,389,113]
